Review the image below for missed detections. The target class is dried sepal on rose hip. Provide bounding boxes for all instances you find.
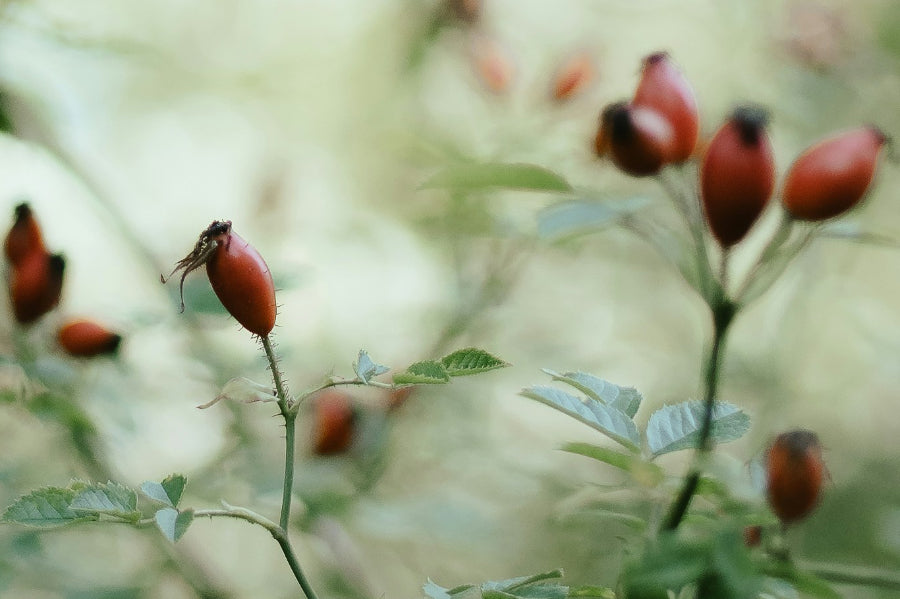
[766,429,826,526]
[4,202,46,268]
[163,220,276,337]
[632,51,699,163]
[700,105,775,247]
[597,101,676,177]
[782,126,888,221]
[311,389,358,456]
[58,318,122,357]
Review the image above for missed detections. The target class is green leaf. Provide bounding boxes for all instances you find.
[537,196,652,241]
[424,580,452,599]
[354,349,390,384]
[623,534,709,595]
[493,570,564,591]
[520,386,640,452]
[441,348,510,376]
[560,442,664,486]
[566,586,615,598]
[2,487,95,528]
[154,507,194,543]
[542,370,642,417]
[70,482,140,522]
[646,400,750,457]
[140,474,187,508]
[420,162,572,194]
[394,361,451,385]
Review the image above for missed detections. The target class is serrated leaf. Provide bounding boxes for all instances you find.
[646,400,750,457]
[2,487,95,528]
[154,507,194,543]
[70,482,139,521]
[490,570,564,592]
[520,386,640,451]
[537,196,652,241]
[141,474,186,508]
[441,348,509,376]
[354,349,390,384]
[542,370,642,417]
[420,162,572,193]
[394,361,450,385]
[561,442,664,486]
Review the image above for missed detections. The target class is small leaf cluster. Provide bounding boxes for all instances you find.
[521,369,749,462]
[425,569,613,599]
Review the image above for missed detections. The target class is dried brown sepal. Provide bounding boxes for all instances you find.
[161,220,232,312]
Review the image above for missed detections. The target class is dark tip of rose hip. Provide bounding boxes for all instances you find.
[13,202,31,221]
[207,220,232,236]
[643,51,669,67]
[781,429,820,457]
[603,103,636,142]
[731,105,770,145]
[107,334,123,354]
[48,253,66,275]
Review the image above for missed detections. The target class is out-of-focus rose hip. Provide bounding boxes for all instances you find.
[766,429,825,525]
[10,252,65,324]
[58,319,122,357]
[312,390,357,456]
[551,50,594,102]
[782,126,887,221]
[633,52,699,162]
[599,102,676,177]
[700,106,775,247]
[4,203,45,268]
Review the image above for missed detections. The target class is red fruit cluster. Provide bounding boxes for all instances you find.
[311,390,357,456]
[166,220,277,338]
[595,51,698,176]
[765,430,825,525]
[4,203,65,324]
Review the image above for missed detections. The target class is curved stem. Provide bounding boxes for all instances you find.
[195,508,320,599]
[662,295,736,530]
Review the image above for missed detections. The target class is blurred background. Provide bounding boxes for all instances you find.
[0,0,899,597]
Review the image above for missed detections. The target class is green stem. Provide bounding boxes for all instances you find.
[259,335,294,532]
[195,507,320,599]
[259,335,320,599]
[662,295,737,530]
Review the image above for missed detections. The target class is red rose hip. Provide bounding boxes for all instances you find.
[599,102,676,177]
[766,430,825,525]
[58,319,122,357]
[165,221,276,337]
[700,106,775,247]
[633,51,699,163]
[782,126,887,221]
[312,390,357,456]
[4,203,46,268]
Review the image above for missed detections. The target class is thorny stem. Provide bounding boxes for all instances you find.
[195,507,320,599]
[259,335,295,532]
[662,293,737,531]
[260,334,320,599]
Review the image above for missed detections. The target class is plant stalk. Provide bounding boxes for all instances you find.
[799,560,900,591]
[662,295,736,530]
[260,334,319,599]
[196,508,320,599]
